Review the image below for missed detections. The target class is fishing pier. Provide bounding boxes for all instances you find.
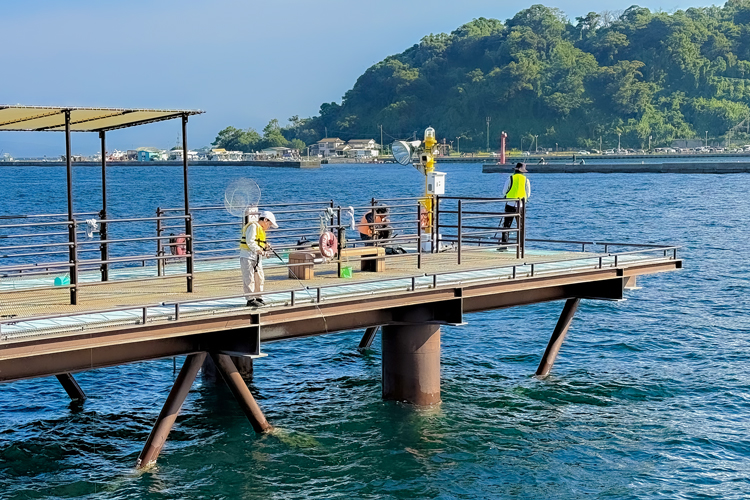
[0,106,682,468]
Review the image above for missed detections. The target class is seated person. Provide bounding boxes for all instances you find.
[357,206,389,246]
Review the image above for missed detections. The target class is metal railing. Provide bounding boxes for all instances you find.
[0,194,676,312]
[0,239,680,338]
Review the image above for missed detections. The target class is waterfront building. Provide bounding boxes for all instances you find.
[314,137,345,157]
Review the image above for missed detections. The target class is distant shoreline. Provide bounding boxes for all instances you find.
[0,159,321,169]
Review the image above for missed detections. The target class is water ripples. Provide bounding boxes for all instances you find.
[1,168,749,498]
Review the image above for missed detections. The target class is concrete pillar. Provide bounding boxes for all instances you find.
[382,324,441,405]
[231,356,254,379]
[203,355,253,381]
[201,355,220,383]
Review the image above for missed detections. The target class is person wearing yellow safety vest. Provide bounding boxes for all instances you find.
[500,163,530,245]
[240,210,279,307]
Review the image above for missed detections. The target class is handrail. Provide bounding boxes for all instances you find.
[0,242,680,334]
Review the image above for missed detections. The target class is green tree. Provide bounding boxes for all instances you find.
[259,119,289,149]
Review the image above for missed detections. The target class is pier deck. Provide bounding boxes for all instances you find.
[0,245,680,383]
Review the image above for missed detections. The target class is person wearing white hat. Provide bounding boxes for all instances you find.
[239,210,279,307]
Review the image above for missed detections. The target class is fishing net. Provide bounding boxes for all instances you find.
[224,178,261,217]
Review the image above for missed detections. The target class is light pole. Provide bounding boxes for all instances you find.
[449,140,453,153]
[618,132,621,152]
[534,135,539,153]
[599,136,602,153]
[556,142,558,153]
[521,138,524,152]
[649,135,652,152]
[486,116,491,152]
[705,131,708,148]
[456,136,461,154]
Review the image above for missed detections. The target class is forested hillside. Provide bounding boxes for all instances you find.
[216,2,750,151]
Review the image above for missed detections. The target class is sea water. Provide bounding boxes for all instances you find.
[0,163,748,499]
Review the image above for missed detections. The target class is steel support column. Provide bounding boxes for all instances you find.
[182,114,193,292]
[210,353,271,433]
[536,298,580,378]
[137,352,206,469]
[358,326,379,350]
[64,110,78,304]
[99,131,109,281]
[55,373,85,401]
[382,324,441,405]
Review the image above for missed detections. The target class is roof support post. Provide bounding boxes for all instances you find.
[536,298,580,378]
[210,353,271,433]
[137,352,206,469]
[99,131,109,281]
[64,110,78,305]
[182,113,194,292]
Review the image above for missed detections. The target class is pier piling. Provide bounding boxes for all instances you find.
[536,298,581,378]
[137,352,206,469]
[358,326,380,350]
[382,324,441,405]
[55,373,85,401]
[210,353,271,433]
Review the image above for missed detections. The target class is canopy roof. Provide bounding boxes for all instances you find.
[0,105,204,132]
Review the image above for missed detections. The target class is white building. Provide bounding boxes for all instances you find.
[314,138,345,157]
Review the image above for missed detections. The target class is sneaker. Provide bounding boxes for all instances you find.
[255,297,266,305]
[246,298,265,308]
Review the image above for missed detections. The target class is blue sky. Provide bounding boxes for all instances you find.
[1,0,715,156]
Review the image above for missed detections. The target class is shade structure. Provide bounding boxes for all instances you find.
[0,104,203,304]
[0,105,203,132]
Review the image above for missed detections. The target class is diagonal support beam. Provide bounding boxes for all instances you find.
[210,353,271,433]
[358,326,380,350]
[55,373,85,401]
[536,298,580,378]
[137,352,206,469]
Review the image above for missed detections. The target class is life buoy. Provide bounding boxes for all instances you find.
[419,206,429,230]
[319,231,338,258]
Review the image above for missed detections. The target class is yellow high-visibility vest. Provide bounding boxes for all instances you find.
[240,222,266,251]
[506,173,527,200]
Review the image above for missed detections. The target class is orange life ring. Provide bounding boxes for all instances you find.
[419,206,430,229]
[170,233,187,256]
[319,231,338,258]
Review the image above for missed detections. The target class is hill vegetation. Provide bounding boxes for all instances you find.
[215,2,750,152]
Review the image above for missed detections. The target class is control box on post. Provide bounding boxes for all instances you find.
[426,171,446,195]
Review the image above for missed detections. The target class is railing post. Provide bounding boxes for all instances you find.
[185,214,194,292]
[329,199,335,227]
[370,198,376,247]
[99,209,109,282]
[516,200,521,259]
[520,199,526,259]
[156,207,164,277]
[337,206,343,277]
[417,202,422,269]
[433,195,440,253]
[457,200,462,265]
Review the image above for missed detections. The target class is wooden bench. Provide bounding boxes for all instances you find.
[288,246,386,280]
